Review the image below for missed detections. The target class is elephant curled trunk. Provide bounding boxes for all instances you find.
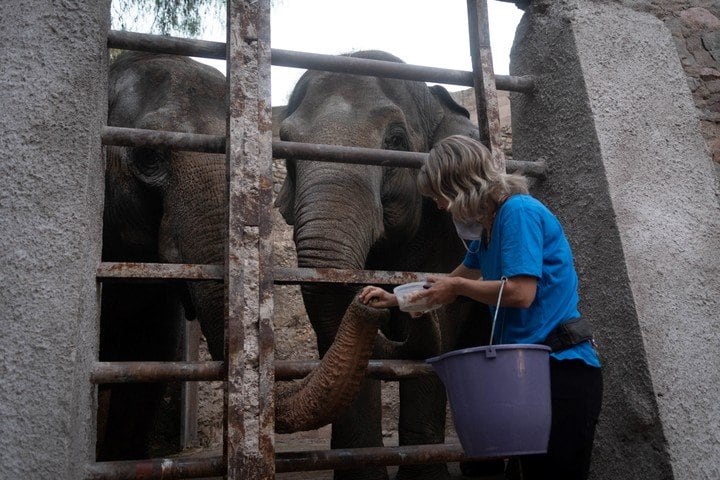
[275,298,388,433]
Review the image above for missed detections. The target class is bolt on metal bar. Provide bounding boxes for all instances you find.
[106,30,534,93]
[90,361,225,384]
[96,262,224,281]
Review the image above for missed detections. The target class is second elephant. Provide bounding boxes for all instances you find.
[276,50,493,480]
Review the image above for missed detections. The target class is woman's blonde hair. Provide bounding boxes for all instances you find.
[417,135,528,222]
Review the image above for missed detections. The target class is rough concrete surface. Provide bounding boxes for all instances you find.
[0,1,110,478]
[511,1,719,479]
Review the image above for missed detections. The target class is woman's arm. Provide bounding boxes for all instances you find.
[423,274,537,308]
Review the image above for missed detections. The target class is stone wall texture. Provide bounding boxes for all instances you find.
[618,1,720,162]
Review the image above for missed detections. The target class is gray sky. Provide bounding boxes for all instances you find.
[113,0,524,106]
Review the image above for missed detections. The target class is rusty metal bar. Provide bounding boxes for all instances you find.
[96,262,223,281]
[84,444,499,479]
[90,361,224,383]
[276,359,434,381]
[101,126,225,153]
[181,320,201,449]
[468,0,506,168]
[90,359,431,383]
[226,0,275,478]
[272,48,534,93]
[275,444,499,472]
[101,129,546,177]
[84,456,224,480]
[106,30,534,93]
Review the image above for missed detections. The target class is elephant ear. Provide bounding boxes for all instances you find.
[428,85,486,147]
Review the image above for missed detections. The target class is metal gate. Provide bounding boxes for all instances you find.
[87,1,545,478]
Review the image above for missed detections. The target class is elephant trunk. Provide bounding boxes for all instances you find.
[275,298,388,433]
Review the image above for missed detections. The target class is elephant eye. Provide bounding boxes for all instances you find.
[130,147,170,187]
[383,125,409,151]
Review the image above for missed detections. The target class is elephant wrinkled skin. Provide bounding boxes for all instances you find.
[276,50,493,480]
[99,52,393,461]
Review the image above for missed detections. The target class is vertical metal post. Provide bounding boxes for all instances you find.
[225,0,275,479]
[467,0,506,169]
[181,320,200,449]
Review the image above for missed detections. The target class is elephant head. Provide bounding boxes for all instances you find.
[99,52,396,460]
[275,51,490,480]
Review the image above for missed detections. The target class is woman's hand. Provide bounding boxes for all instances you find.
[358,286,398,308]
[422,275,459,305]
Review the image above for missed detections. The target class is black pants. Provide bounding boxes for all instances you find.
[520,359,603,480]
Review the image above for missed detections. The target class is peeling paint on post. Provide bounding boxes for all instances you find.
[225,1,275,479]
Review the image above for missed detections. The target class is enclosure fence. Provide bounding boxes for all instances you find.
[88,1,543,478]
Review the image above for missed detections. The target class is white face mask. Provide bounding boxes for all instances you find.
[453,218,485,241]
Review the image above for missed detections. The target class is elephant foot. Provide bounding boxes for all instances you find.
[395,463,450,480]
[334,466,389,480]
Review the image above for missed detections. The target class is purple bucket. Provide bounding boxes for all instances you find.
[427,344,551,458]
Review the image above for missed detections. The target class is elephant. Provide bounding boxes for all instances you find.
[275,50,495,480]
[99,51,395,460]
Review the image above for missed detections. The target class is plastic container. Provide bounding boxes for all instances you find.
[393,281,440,313]
[427,344,551,457]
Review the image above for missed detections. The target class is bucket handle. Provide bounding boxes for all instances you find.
[488,276,508,348]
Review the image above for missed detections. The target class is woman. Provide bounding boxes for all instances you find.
[358,135,602,480]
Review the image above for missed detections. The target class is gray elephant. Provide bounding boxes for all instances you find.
[276,50,494,480]
[99,52,394,460]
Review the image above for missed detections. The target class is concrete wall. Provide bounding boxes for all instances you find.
[511,1,720,479]
[0,1,110,478]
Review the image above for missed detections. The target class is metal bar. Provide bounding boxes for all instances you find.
[101,130,546,177]
[226,0,275,478]
[101,126,225,153]
[181,320,201,449]
[468,0,506,168]
[106,30,534,93]
[273,267,432,286]
[96,262,224,281]
[85,444,500,479]
[90,359,431,383]
[84,457,224,480]
[272,48,534,93]
[275,444,501,472]
[108,30,226,59]
[90,361,224,384]
[276,359,434,381]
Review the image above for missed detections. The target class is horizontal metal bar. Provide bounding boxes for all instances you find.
[108,30,226,59]
[86,444,502,479]
[276,444,503,472]
[101,126,225,154]
[85,456,224,480]
[274,140,424,168]
[91,359,432,383]
[107,30,534,93]
[276,359,434,381]
[101,128,546,178]
[272,48,534,93]
[273,267,432,286]
[90,361,225,384]
[97,262,224,281]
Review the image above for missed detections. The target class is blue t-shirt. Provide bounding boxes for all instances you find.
[462,195,600,367]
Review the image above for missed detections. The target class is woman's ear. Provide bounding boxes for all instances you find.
[428,85,486,147]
